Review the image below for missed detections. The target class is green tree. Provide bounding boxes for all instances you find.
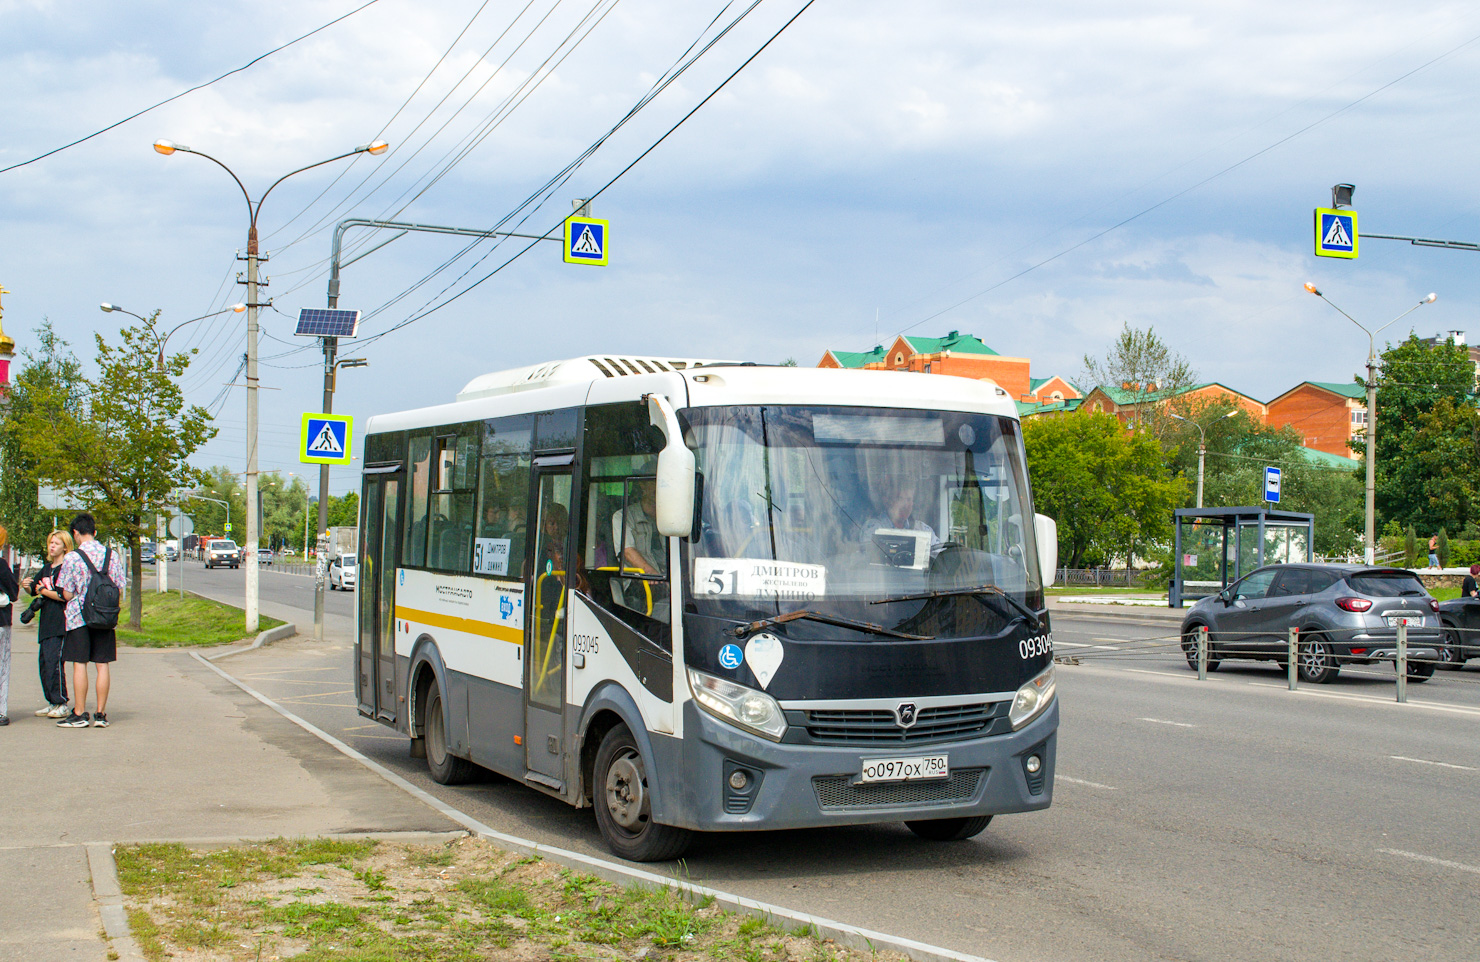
[0,320,86,556]
[1367,334,1477,533]
[18,316,216,627]
[1024,412,1186,568]
[1082,323,1198,440]
[328,491,359,528]
[187,466,246,541]
[1166,402,1363,558]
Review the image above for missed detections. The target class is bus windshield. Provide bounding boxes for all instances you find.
[682,405,1042,639]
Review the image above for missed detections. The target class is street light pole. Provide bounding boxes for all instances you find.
[154,138,387,632]
[1170,410,1238,509]
[1304,283,1437,563]
[101,302,245,370]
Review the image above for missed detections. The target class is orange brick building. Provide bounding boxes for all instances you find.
[1264,381,1366,458]
[818,332,1080,405]
[1077,382,1268,422]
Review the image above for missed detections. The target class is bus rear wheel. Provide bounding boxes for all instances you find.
[424,687,476,785]
[905,815,992,841]
[592,724,692,862]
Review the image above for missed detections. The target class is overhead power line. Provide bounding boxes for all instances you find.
[0,0,384,175]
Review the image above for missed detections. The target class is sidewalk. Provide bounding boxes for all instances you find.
[0,623,459,962]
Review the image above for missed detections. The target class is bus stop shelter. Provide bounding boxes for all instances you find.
[1170,507,1314,608]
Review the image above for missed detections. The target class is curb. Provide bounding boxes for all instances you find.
[205,621,297,661]
[87,843,145,962]
[190,651,999,962]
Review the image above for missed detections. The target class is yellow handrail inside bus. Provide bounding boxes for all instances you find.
[532,570,566,701]
[592,566,655,616]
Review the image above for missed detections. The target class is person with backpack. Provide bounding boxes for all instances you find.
[55,513,124,729]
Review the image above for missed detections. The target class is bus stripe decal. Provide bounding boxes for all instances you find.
[396,605,522,645]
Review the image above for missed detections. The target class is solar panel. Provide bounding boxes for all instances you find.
[295,308,361,338]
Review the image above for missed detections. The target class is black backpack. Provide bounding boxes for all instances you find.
[76,547,121,629]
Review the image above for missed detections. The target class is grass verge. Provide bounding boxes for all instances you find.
[116,837,903,962]
[114,590,284,648]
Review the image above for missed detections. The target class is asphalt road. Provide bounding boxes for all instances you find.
[167,574,1480,962]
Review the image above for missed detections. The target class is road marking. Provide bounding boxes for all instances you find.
[1055,641,1120,650]
[1056,775,1117,790]
[1390,755,1478,772]
[1123,668,1191,680]
[1138,717,1195,728]
[189,652,1001,962]
[1243,682,1480,718]
[1378,849,1480,876]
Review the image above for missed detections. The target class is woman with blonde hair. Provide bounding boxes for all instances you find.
[21,529,74,717]
[0,525,19,725]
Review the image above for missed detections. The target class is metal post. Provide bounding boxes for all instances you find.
[177,503,184,599]
[1196,442,1205,509]
[1364,357,1377,564]
[1197,625,1208,681]
[244,226,260,634]
[1288,627,1298,691]
[1396,621,1408,703]
[314,334,337,641]
[156,514,168,593]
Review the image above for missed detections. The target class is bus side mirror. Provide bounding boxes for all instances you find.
[1034,514,1057,587]
[645,393,697,538]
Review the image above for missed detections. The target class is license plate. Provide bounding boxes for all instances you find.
[858,755,949,784]
[1385,614,1426,627]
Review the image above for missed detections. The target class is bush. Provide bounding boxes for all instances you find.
[1405,526,1419,568]
[1439,528,1450,568]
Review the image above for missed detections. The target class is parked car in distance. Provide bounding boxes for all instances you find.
[141,543,156,565]
[328,555,357,591]
[258,548,273,565]
[205,539,241,569]
[1180,564,1443,684]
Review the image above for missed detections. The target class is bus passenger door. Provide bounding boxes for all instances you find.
[525,466,572,784]
[358,470,402,721]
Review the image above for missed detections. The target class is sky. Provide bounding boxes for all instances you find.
[4,0,1480,495]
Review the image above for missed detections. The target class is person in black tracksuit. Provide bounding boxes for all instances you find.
[21,530,72,716]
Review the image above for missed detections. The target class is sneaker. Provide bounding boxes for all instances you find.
[0,716,9,727]
[57,712,90,728]
[34,705,54,716]
[47,704,71,718]
[92,713,109,728]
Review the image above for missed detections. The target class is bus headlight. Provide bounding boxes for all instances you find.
[687,668,788,741]
[1008,664,1056,731]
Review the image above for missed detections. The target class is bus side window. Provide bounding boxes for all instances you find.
[429,423,480,573]
[583,403,670,638]
[474,415,533,578]
[404,432,432,567]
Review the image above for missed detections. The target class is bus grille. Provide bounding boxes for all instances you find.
[812,769,985,810]
[800,703,999,745]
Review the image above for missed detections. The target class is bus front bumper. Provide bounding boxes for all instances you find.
[653,699,1057,832]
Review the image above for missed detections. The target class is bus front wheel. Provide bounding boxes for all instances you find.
[424,687,476,785]
[592,724,692,862]
[905,815,992,841]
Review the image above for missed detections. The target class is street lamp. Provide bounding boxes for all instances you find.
[101,302,245,370]
[1169,410,1238,509]
[1304,283,1437,563]
[155,137,389,632]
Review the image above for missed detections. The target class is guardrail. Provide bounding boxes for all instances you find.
[1054,620,1480,704]
[1055,568,1150,587]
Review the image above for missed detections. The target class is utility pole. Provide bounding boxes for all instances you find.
[1169,411,1236,509]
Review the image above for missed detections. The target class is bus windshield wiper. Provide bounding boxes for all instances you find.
[728,609,933,640]
[870,584,1043,625]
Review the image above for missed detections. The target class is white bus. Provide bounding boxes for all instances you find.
[356,356,1059,860]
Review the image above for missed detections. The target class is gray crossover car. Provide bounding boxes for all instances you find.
[1179,564,1442,683]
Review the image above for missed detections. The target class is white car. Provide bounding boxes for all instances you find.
[328,555,358,591]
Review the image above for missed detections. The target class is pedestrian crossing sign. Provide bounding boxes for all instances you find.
[1314,207,1358,259]
[300,413,354,466]
[563,215,609,266]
